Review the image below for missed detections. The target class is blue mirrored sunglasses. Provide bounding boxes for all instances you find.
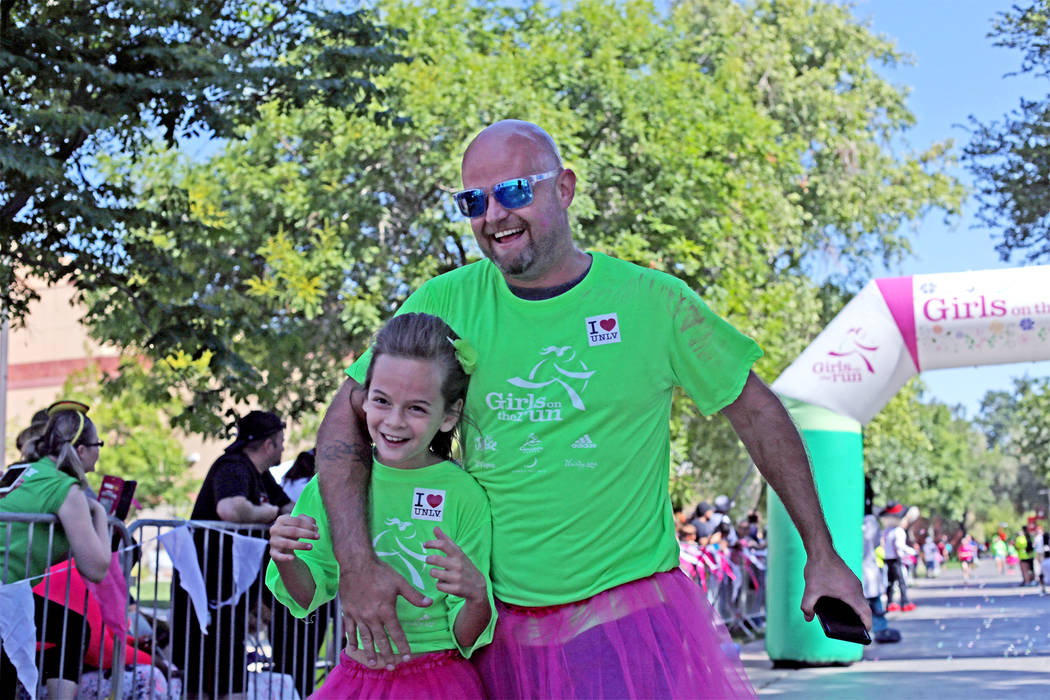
[453,169,562,218]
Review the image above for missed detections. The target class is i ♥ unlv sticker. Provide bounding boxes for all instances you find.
[586,313,621,346]
[412,488,446,521]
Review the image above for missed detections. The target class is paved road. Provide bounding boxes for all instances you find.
[742,561,1050,699]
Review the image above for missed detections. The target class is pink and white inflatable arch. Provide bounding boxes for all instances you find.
[764,265,1049,664]
[774,265,1050,423]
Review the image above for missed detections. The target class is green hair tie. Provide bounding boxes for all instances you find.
[447,336,478,375]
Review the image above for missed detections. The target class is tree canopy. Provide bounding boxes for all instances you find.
[1,0,405,322]
[965,0,1050,262]
[62,365,199,512]
[74,0,963,441]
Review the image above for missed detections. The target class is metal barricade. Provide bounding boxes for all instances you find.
[680,540,767,640]
[127,519,341,700]
[1,512,133,700]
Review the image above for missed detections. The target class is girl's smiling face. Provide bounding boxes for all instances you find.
[365,354,462,470]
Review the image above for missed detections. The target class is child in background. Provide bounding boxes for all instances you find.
[922,536,940,578]
[1006,540,1019,575]
[677,524,704,585]
[992,535,1008,575]
[958,535,978,582]
[266,313,495,699]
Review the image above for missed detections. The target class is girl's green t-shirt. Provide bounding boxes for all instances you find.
[265,460,496,658]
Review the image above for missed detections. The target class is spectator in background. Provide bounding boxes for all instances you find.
[170,410,291,700]
[992,534,1008,574]
[677,523,704,585]
[272,447,332,696]
[880,501,916,612]
[280,447,316,503]
[713,494,739,547]
[862,482,900,644]
[1017,525,1036,586]
[31,559,179,700]
[1036,526,1049,595]
[746,509,763,542]
[1,401,114,700]
[922,534,940,578]
[14,408,50,461]
[689,501,718,545]
[958,534,978,582]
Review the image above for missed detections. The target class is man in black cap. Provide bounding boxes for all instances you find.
[172,410,292,699]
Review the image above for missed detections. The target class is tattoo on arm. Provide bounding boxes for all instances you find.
[318,439,373,469]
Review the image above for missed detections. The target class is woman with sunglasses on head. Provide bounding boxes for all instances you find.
[1,401,115,700]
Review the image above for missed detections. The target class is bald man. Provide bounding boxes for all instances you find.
[312,120,868,698]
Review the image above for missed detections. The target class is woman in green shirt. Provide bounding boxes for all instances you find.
[0,402,114,699]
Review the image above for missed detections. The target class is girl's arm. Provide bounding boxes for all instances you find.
[425,526,491,650]
[269,514,321,610]
[57,487,112,583]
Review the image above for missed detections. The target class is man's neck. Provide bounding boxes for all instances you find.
[506,251,591,300]
[243,450,270,474]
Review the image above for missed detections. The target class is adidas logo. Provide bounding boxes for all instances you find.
[474,435,497,452]
[571,434,597,449]
[520,433,543,454]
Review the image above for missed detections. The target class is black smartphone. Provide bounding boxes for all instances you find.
[814,596,872,645]
[114,480,137,520]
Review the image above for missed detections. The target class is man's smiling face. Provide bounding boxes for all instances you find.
[461,125,574,287]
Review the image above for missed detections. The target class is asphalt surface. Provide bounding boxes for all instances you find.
[742,561,1050,699]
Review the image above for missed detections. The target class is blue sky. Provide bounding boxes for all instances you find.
[847,0,1050,417]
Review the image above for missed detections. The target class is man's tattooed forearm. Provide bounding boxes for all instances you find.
[318,439,372,467]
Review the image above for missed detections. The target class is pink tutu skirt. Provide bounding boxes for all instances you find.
[311,648,484,699]
[474,568,756,699]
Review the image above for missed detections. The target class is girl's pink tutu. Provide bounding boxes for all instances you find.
[311,649,483,699]
[474,568,756,699]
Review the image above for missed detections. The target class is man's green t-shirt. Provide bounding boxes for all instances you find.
[348,252,762,606]
[265,459,496,658]
[0,457,77,584]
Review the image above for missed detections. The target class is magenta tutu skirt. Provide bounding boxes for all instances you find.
[311,648,484,699]
[474,568,756,699]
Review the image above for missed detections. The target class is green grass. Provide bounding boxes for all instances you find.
[131,574,172,609]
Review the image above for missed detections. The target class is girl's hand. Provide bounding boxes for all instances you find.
[424,527,487,602]
[269,515,319,562]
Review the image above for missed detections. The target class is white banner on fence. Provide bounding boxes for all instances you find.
[0,580,39,699]
[160,526,211,632]
[216,530,268,608]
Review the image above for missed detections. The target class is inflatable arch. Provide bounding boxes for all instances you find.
[765,265,1050,663]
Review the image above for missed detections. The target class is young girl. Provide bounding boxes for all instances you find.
[265,313,495,699]
[958,534,977,581]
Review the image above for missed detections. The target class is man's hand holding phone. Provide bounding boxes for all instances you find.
[814,596,872,645]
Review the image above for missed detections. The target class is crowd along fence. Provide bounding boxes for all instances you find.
[3,513,768,699]
[1,514,342,700]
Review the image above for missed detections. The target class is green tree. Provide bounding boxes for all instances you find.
[82,0,961,447]
[964,0,1050,262]
[61,365,198,512]
[1,0,405,322]
[979,377,1050,504]
[864,379,1003,528]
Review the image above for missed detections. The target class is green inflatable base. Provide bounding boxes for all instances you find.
[764,399,864,664]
